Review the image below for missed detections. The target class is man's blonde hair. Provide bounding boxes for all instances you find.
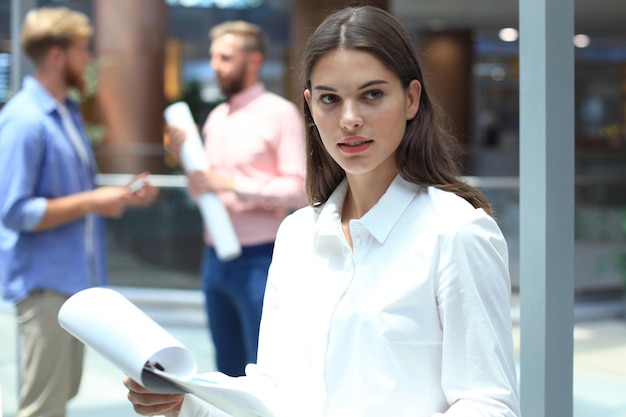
[209,21,266,56]
[21,7,93,63]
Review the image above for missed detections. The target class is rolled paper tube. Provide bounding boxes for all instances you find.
[197,193,242,261]
[58,287,197,387]
[164,102,206,172]
[164,102,242,261]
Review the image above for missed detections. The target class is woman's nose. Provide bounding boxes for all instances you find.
[340,101,363,130]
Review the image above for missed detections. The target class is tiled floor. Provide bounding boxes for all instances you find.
[1,288,625,417]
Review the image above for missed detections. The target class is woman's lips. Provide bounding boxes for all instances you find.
[338,138,373,154]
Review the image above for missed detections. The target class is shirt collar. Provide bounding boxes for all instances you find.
[314,175,421,247]
[228,82,265,111]
[315,179,349,244]
[22,75,78,115]
[23,75,57,114]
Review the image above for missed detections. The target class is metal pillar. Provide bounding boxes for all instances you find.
[10,0,36,93]
[518,0,575,416]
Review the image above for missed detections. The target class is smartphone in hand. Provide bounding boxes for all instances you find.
[127,177,148,194]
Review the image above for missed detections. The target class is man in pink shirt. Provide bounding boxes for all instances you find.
[167,20,306,377]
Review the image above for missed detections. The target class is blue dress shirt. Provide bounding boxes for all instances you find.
[0,76,107,304]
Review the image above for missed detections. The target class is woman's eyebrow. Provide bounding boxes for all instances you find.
[312,79,389,92]
[313,85,336,92]
[358,80,388,89]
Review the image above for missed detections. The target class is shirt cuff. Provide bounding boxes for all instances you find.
[231,176,255,197]
[23,197,47,231]
[176,394,229,417]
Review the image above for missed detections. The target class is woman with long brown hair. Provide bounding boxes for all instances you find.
[124,6,520,417]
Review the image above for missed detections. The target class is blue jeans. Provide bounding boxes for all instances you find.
[201,242,274,376]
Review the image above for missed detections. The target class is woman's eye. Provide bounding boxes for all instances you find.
[320,94,337,105]
[364,90,383,100]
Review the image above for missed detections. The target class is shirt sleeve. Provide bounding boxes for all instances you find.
[0,114,48,231]
[231,102,306,210]
[173,370,280,417]
[434,211,521,417]
[175,395,218,417]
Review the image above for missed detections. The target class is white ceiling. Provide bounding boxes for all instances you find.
[392,0,626,39]
[0,0,624,48]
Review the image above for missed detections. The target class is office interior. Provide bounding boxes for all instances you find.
[0,0,625,297]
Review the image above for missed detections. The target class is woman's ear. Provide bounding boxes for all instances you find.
[304,89,312,113]
[406,80,422,120]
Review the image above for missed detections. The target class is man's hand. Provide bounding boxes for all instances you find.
[123,376,185,416]
[86,186,130,218]
[126,172,159,207]
[165,126,187,156]
[187,170,234,197]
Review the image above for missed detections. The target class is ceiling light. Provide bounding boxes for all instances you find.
[499,28,519,42]
[573,34,590,48]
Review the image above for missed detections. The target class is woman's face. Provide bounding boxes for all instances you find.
[304,48,421,182]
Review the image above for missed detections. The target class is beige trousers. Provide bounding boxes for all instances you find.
[16,291,84,417]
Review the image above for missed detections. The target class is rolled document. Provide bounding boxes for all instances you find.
[164,102,241,261]
[58,287,197,390]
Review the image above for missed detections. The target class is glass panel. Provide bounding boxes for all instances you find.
[0,52,10,103]
[106,185,204,289]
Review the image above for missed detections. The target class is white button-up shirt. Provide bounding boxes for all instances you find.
[178,175,521,417]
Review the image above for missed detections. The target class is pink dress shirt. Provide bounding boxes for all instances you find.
[201,83,306,247]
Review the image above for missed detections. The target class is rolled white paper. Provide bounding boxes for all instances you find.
[164,102,207,172]
[196,192,242,259]
[164,102,241,261]
[58,287,197,388]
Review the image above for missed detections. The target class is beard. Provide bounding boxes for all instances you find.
[64,63,86,95]
[218,64,247,100]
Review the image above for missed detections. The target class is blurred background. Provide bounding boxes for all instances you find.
[0,0,625,318]
[1,1,626,416]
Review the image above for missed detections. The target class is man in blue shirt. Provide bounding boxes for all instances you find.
[0,7,158,417]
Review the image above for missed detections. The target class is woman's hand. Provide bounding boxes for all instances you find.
[123,375,185,416]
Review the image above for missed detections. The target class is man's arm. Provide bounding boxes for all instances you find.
[36,172,160,231]
[34,186,131,231]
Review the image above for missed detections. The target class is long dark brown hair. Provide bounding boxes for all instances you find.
[301,6,492,216]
